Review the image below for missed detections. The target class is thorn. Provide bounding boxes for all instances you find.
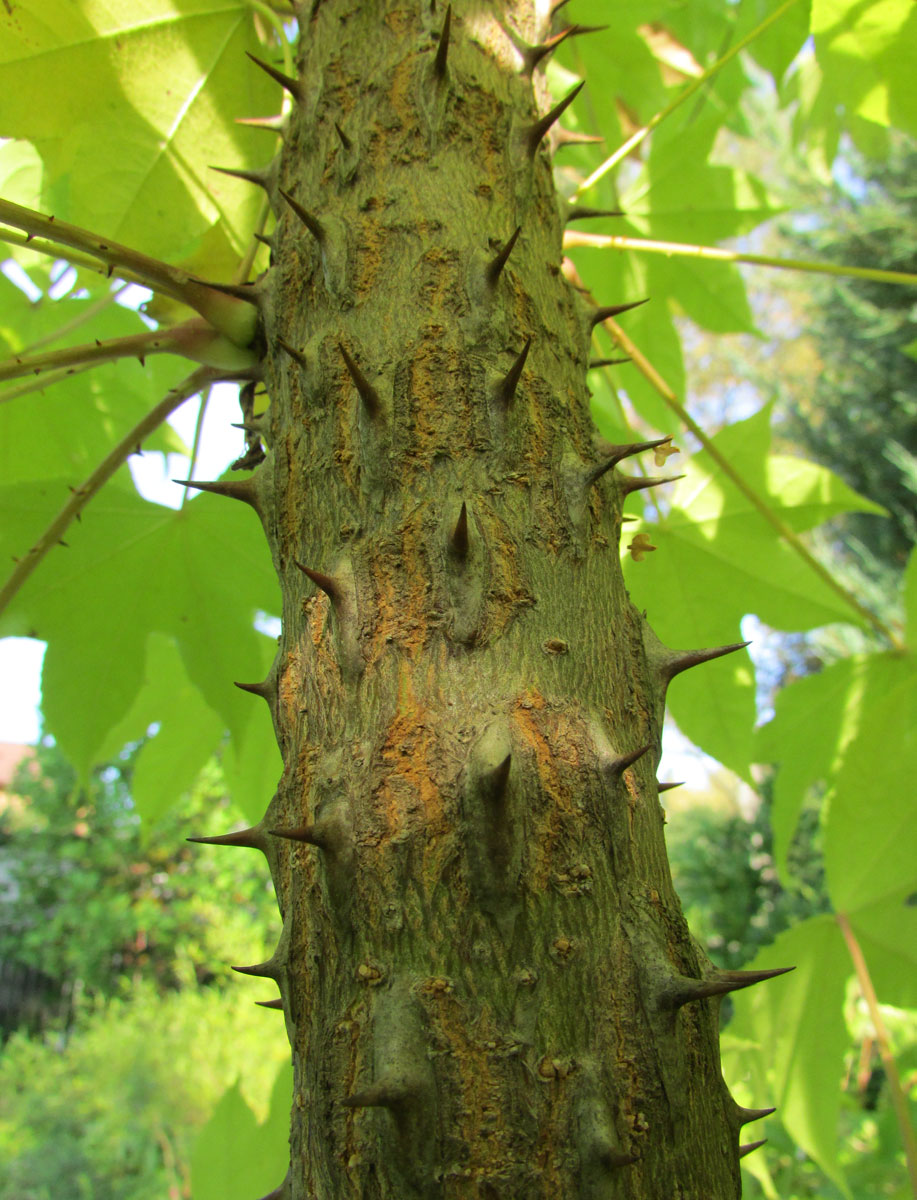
[588,357,631,368]
[590,298,649,329]
[618,473,684,496]
[584,436,673,486]
[433,4,451,79]
[334,122,352,150]
[279,188,325,242]
[657,781,684,793]
[486,225,521,286]
[232,959,282,980]
[523,25,608,73]
[255,998,284,1010]
[482,753,512,803]
[606,744,652,777]
[277,337,308,369]
[738,1106,776,1125]
[339,342,381,417]
[173,476,261,512]
[254,1177,290,1200]
[497,337,531,404]
[209,164,270,191]
[526,81,585,156]
[661,966,794,1010]
[186,827,265,849]
[449,501,469,559]
[235,113,286,133]
[566,206,624,223]
[269,824,329,848]
[233,679,274,702]
[296,561,343,606]
[661,641,751,682]
[245,51,303,101]
[553,127,604,150]
[253,232,273,249]
[192,277,261,305]
[739,1139,767,1159]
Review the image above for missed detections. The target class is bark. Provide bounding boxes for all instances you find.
[234,2,761,1196]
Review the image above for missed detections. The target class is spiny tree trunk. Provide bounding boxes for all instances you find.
[220,3,776,1196]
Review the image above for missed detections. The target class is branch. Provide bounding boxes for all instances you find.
[574,0,802,195]
[0,363,96,405]
[837,913,917,1198]
[594,312,906,652]
[563,232,917,288]
[0,196,259,346]
[0,318,258,388]
[0,366,227,618]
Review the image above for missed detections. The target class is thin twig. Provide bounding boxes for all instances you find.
[563,232,917,288]
[837,913,917,1198]
[20,284,130,356]
[0,367,226,618]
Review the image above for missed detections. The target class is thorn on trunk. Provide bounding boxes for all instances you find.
[335,122,352,150]
[606,744,652,778]
[657,781,684,793]
[187,826,266,850]
[585,437,673,486]
[269,824,331,849]
[589,357,631,368]
[738,1105,776,1125]
[279,188,325,242]
[526,81,584,156]
[618,473,684,496]
[660,966,794,1010]
[486,225,521,286]
[245,51,303,101]
[232,958,282,981]
[277,337,307,369]
[553,127,604,151]
[339,342,381,418]
[209,164,270,191]
[449,501,470,560]
[661,641,751,682]
[590,298,649,329]
[497,337,531,405]
[739,1140,767,1159]
[233,679,275,703]
[296,562,344,606]
[343,1077,415,1110]
[173,476,261,513]
[255,997,285,1010]
[433,5,451,79]
[566,206,625,223]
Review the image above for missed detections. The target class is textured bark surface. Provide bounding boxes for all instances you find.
[239,2,755,1196]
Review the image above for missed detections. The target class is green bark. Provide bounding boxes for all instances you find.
[236,2,766,1195]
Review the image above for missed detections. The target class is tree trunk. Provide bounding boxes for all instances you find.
[233,2,765,1195]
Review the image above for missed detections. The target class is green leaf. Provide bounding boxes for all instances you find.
[846,892,917,1010]
[191,1062,292,1200]
[0,1,280,276]
[0,476,277,771]
[755,657,855,880]
[824,650,917,912]
[727,916,852,1197]
[811,0,917,141]
[738,0,813,86]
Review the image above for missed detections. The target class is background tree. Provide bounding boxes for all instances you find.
[1,2,915,1198]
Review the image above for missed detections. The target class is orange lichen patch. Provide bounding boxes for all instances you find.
[376,666,445,842]
[352,211,386,302]
[366,521,433,659]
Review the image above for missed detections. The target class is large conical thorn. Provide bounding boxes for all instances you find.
[255,998,284,1010]
[737,1105,776,1125]
[433,5,451,80]
[173,475,262,517]
[343,1075,418,1110]
[295,562,344,608]
[279,188,325,243]
[584,436,673,487]
[187,826,267,851]
[496,337,531,405]
[566,206,624,223]
[245,51,303,102]
[233,678,275,705]
[486,225,521,286]
[525,81,584,156]
[660,641,751,683]
[277,337,308,370]
[659,966,794,1010]
[339,342,381,418]
[589,357,631,368]
[209,164,272,193]
[619,472,684,496]
[235,113,286,134]
[269,823,333,849]
[604,743,652,779]
[449,501,470,560]
[657,780,684,793]
[232,957,284,982]
[589,298,649,329]
[521,24,607,73]
[739,1140,767,1159]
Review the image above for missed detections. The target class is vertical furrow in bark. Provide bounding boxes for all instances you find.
[225,2,770,1196]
